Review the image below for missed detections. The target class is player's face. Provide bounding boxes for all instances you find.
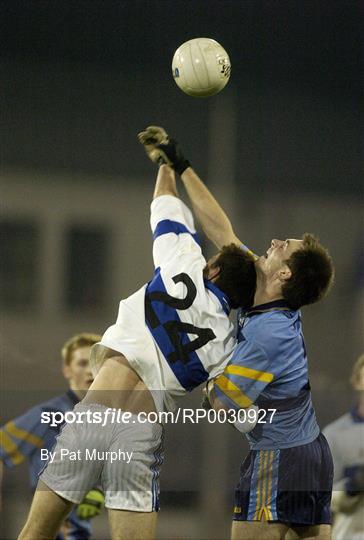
[256,238,303,276]
[353,366,364,392]
[63,346,94,392]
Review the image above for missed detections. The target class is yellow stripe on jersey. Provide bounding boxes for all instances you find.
[225,364,274,383]
[0,430,25,465]
[247,250,258,261]
[215,375,253,408]
[5,421,43,448]
[241,243,259,261]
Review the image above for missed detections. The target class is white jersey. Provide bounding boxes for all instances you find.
[323,410,364,540]
[91,195,236,412]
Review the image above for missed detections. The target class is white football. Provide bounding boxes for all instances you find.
[172,38,231,97]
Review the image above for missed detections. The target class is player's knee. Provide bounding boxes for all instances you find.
[292,524,331,539]
[109,509,157,540]
[231,521,288,540]
[18,523,52,540]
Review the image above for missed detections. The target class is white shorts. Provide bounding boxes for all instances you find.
[40,403,164,512]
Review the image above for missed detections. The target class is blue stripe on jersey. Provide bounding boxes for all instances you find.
[204,280,231,316]
[145,270,209,391]
[153,219,201,245]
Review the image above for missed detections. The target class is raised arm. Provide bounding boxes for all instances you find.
[147,162,201,270]
[180,166,241,249]
[138,126,242,249]
[153,164,178,199]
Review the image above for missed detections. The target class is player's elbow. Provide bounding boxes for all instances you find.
[233,405,259,434]
[204,224,240,250]
[211,396,228,412]
[211,398,258,434]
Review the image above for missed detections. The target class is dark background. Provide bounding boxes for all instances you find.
[2,0,362,191]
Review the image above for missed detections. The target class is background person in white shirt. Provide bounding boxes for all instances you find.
[323,354,364,540]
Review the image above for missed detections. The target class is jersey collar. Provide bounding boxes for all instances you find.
[66,389,80,405]
[245,299,292,317]
[204,280,231,316]
[350,406,364,423]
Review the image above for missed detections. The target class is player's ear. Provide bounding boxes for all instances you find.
[277,264,292,282]
[62,364,72,381]
[207,265,221,282]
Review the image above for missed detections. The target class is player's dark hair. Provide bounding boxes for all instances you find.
[281,233,334,310]
[213,244,256,309]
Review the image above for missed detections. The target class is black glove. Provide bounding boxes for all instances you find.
[138,126,190,175]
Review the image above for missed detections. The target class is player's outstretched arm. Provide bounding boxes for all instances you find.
[180,166,241,249]
[153,164,178,199]
[138,125,242,249]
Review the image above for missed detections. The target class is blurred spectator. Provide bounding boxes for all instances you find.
[0,333,103,539]
[323,354,364,540]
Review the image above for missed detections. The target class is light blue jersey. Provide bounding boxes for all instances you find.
[0,390,92,539]
[214,300,320,450]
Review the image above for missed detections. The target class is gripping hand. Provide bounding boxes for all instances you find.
[201,379,216,410]
[201,386,212,410]
[138,126,190,175]
[77,489,104,519]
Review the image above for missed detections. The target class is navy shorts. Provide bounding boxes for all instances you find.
[233,433,333,525]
